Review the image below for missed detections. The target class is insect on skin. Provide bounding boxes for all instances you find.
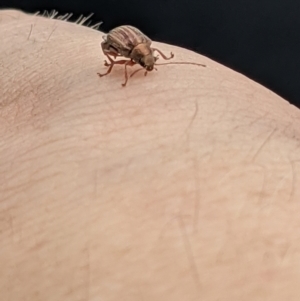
[97,25,206,87]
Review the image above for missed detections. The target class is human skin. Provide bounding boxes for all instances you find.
[1,9,300,301]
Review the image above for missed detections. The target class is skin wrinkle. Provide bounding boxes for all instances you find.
[2,137,71,164]
[178,215,201,292]
[1,20,94,115]
[287,160,297,203]
[192,155,201,233]
[251,128,278,162]
[265,173,289,214]
[2,9,300,301]
[254,165,267,206]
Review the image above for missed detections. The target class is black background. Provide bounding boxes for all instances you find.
[1,0,300,108]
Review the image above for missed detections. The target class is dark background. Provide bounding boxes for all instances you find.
[1,0,300,108]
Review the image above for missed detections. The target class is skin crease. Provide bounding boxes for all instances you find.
[1,9,300,301]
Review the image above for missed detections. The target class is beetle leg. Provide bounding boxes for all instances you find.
[102,53,122,67]
[98,59,128,77]
[98,57,136,85]
[122,60,137,87]
[106,52,122,60]
[103,53,115,67]
[152,48,174,60]
[98,55,116,77]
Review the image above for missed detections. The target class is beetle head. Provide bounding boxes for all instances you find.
[132,44,158,71]
[139,54,158,71]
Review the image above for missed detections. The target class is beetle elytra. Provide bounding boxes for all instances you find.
[97,25,206,87]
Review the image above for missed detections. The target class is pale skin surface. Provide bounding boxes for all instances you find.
[1,9,300,301]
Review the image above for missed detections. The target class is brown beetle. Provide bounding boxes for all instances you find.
[97,25,205,86]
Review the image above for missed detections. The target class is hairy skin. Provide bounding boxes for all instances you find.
[1,9,300,301]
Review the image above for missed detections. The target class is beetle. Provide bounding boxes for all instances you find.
[97,25,206,86]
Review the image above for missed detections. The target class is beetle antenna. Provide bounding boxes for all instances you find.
[155,62,206,67]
